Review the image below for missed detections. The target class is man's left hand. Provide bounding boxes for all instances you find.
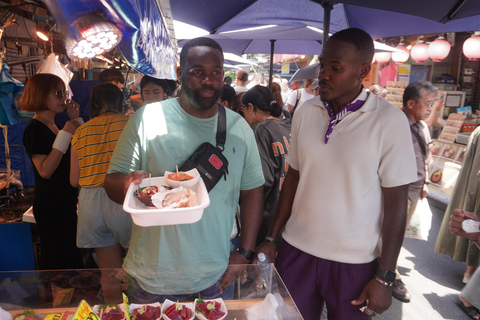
[218,251,250,292]
[351,279,392,317]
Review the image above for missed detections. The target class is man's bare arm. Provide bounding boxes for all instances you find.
[105,171,147,204]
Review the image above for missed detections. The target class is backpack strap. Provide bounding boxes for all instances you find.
[291,89,302,117]
[410,125,426,157]
[216,104,227,151]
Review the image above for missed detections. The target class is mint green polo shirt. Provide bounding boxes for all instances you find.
[108,98,264,294]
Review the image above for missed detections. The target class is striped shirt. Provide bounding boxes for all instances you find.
[72,114,129,188]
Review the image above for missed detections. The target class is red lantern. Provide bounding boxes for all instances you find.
[411,37,429,63]
[428,35,451,62]
[374,52,391,64]
[392,45,410,64]
[463,31,480,61]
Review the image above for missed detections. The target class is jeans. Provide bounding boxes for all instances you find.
[128,276,234,303]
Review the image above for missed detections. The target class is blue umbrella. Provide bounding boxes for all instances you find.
[170,0,480,39]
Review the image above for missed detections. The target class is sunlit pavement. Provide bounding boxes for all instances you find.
[321,199,473,320]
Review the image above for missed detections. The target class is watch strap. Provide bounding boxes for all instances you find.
[237,247,255,261]
[374,276,393,287]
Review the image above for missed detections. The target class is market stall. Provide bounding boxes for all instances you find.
[0,265,302,320]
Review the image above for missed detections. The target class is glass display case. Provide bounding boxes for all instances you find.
[0,264,302,320]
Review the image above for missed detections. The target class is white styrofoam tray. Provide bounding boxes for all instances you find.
[123,176,210,227]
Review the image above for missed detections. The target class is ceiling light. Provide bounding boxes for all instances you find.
[36,30,49,41]
[66,12,122,60]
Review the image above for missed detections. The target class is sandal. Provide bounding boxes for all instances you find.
[456,297,480,320]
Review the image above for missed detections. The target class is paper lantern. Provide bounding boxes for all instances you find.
[411,37,429,63]
[428,36,451,62]
[463,31,480,61]
[392,45,410,63]
[374,52,391,64]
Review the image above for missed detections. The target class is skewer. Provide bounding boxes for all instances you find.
[148,173,151,188]
[176,165,179,176]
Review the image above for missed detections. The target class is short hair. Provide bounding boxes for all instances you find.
[237,70,249,82]
[328,28,375,64]
[231,92,245,113]
[90,83,124,118]
[20,73,65,112]
[220,84,236,108]
[224,76,232,85]
[242,85,282,117]
[140,76,177,97]
[99,69,124,84]
[403,81,438,107]
[304,79,315,88]
[180,37,223,69]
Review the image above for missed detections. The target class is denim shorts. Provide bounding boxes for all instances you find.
[77,186,132,248]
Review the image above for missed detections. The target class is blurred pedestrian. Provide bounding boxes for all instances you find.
[435,125,480,284]
[70,83,131,302]
[449,207,480,319]
[22,73,84,270]
[239,85,282,128]
[219,84,236,109]
[392,81,437,302]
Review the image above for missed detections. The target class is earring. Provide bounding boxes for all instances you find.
[164,93,167,99]
[250,112,254,115]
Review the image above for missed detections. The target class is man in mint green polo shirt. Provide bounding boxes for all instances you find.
[105,37,264,303]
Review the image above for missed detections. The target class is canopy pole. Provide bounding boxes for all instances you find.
[321,1,333,49]
[268,39,276,89]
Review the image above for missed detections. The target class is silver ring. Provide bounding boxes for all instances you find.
[364,308,378,317]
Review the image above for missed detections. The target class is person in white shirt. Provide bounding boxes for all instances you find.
[234,70,249,94]
[255,28,417,320]
[285,79,318,115]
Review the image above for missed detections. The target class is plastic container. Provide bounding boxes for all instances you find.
[123,176,210,227]
[164,168,200,188]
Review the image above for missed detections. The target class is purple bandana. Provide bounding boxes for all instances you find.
[324,98,365,144]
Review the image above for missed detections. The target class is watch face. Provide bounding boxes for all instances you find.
[385,271,396,282]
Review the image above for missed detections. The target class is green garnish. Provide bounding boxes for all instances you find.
[98,304,118,312]
[15,311,36,317]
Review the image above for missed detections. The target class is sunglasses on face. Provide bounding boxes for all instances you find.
[53,90,69,99]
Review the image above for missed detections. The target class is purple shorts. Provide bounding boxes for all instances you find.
[275,240,378,320]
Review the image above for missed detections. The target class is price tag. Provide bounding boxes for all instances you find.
[123,293,131,320]
[72,300,100,320]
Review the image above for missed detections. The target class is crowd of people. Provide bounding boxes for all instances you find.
[17,27,478,319]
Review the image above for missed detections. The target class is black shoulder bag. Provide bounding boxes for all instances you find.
[179,104,229,192]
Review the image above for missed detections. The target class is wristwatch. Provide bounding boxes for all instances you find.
[236,247,255,261]
[376,268,396,284]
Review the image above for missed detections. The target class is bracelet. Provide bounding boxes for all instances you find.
[52,130,72,154]
[374,276,392,287]
[265,236,279,244]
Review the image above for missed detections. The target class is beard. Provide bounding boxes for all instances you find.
[182,83,221,111]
